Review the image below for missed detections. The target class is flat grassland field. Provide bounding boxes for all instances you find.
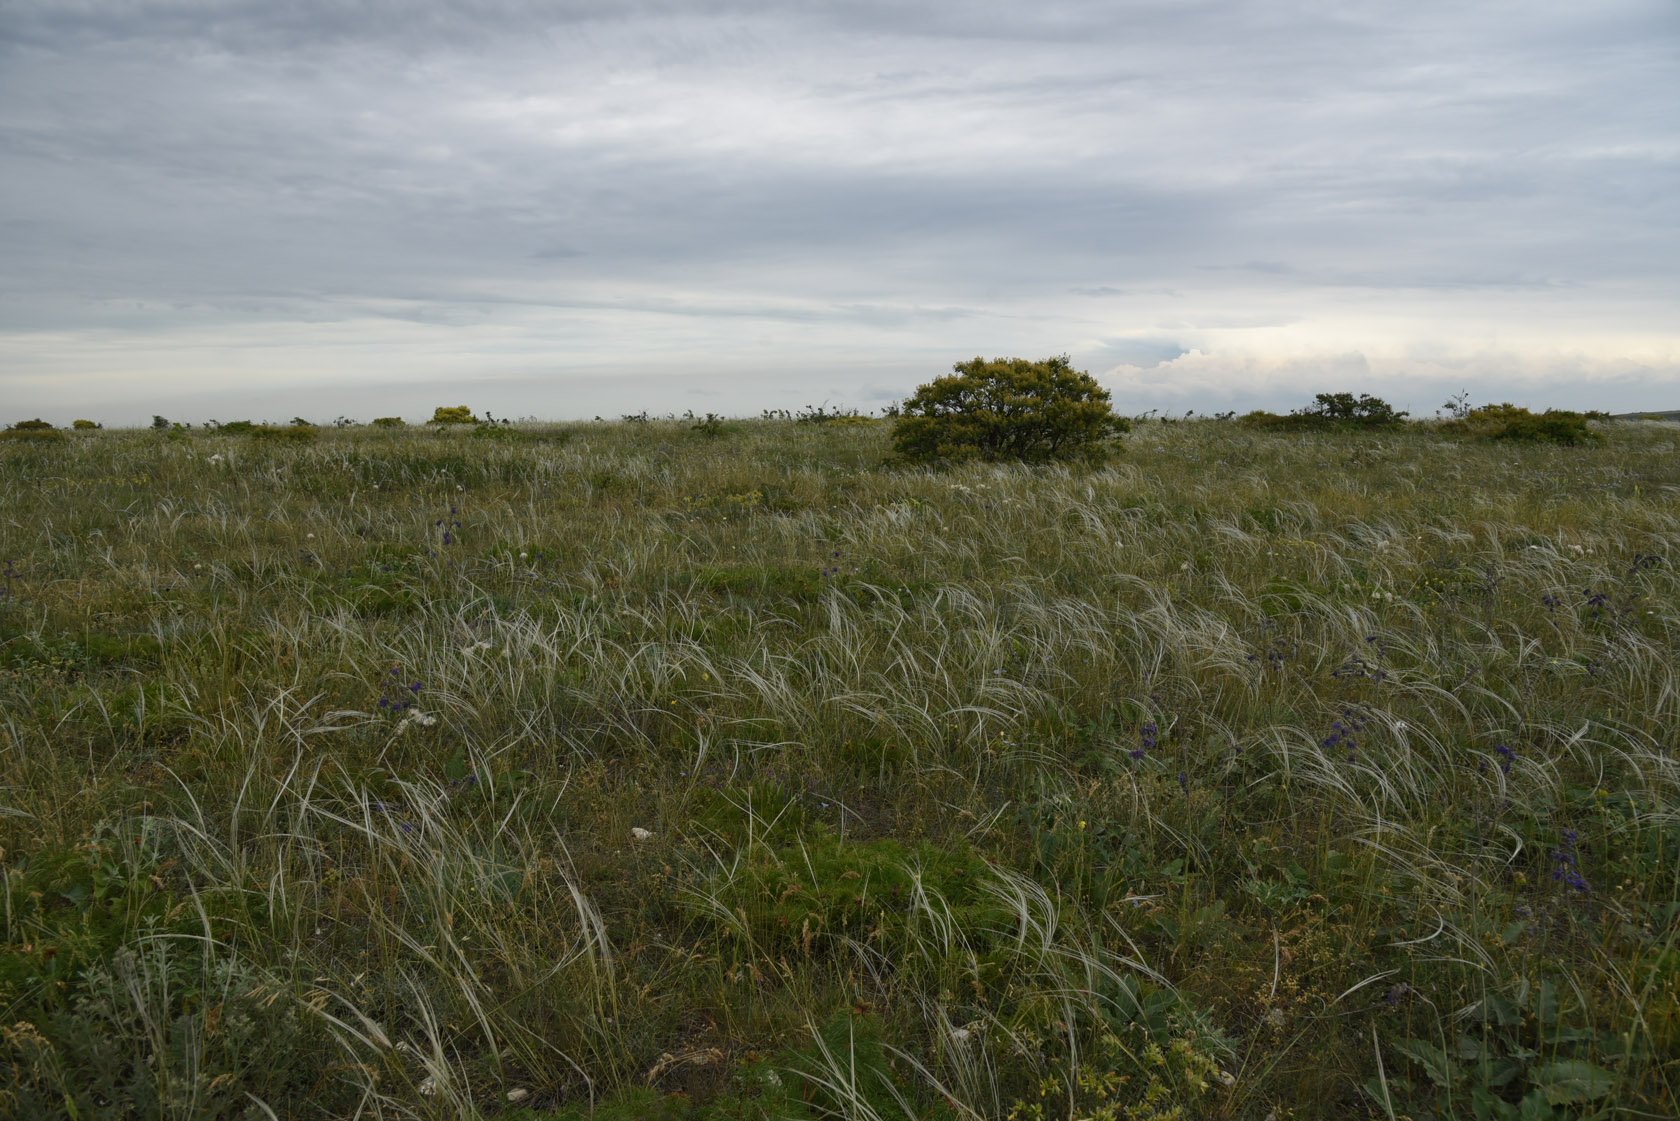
[2,419,1677,1121]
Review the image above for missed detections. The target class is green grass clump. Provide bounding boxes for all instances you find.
[250,423,319,443]
[1,416,1677,1119]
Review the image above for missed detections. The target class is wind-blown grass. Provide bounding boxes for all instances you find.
[1,417,1676,1119]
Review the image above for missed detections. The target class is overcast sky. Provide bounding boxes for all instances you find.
[3,0,1677,424]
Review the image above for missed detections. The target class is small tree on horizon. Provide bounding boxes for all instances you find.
[429,406,478,425]
[890,355,1129,465]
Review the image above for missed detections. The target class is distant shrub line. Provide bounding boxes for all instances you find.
[1241,392,1409,432]
[3,379,1629,454]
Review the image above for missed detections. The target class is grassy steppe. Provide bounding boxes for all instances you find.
[1,418,1677,1120]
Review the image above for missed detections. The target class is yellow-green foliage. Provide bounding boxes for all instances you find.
[891,355,1128,464]
[1,418,1676,1120]
[72,419,101,430]
[428,405,478,424]
[371,416,405,427]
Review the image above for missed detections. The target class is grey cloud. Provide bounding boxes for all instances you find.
[1082,338,1191,370]
[2,0,1677,421]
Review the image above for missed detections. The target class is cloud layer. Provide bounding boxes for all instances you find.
[3,0,1677,422]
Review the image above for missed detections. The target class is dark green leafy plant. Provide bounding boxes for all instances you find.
[890,355,1128,465]
[1375,977,1626,1120]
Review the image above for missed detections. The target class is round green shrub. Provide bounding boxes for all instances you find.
[890,355,1129,465]
[428,406,478,425]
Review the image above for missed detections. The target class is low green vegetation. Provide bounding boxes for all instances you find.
[1,410,1676,1120]
[1442,404,1604,446]
[3,419,67,444]
[1242,392,1409,432]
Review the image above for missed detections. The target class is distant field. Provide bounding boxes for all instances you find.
[2,418,1677,1120]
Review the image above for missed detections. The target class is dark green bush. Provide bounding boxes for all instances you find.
[371,416,405,428]
[1301,392,1407,426]
[1443,403,1602,445]
[891,355,1128,465]
[214,420,259,435]
[71,419,100,430]
[1242,393,1407,431]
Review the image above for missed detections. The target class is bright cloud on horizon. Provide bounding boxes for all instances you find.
[2,0,1676,424]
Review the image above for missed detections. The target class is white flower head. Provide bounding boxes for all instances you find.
[630,827,655,842]
[398,709,438,732]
